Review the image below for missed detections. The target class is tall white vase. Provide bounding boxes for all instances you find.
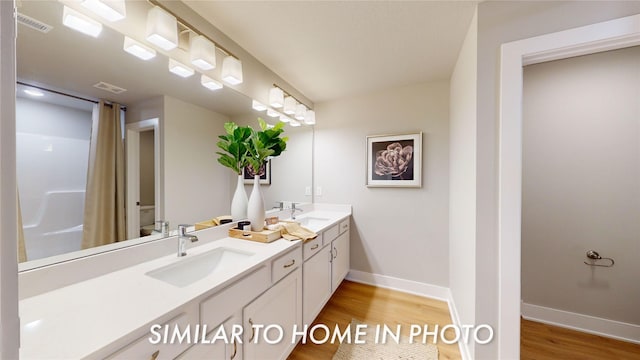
[247,175,265,231]
[231,174,248,221]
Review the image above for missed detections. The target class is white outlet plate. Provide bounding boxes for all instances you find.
[316,186,323,196]
[305,186,312,196]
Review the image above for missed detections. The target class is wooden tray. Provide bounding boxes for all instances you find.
[228,227,282,243]
[195,220,217,230]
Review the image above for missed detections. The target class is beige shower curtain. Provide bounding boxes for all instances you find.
[81,101,126,249]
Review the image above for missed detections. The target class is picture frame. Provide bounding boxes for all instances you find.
[366,132,422,187]
[243,159,271,185]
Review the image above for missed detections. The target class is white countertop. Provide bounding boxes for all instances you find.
[19,206,351,359]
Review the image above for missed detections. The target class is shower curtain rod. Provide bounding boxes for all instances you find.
[17,81,126,111]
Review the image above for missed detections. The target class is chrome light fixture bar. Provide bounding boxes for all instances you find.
[62,6,102,37]
[270,84,314,125]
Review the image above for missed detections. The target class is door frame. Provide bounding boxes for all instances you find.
[498,13,640,358]
[125,118,161,239]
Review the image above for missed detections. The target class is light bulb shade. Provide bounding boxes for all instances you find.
[283,96,296,115]
[221,56,243,85]
[290,119,301,127]
[201,74,223,90]
[279,115,291,123]
[295,103,307,120]
[266,108,280,118]
[252,100,267,111]
[123,36,156,60]
[168,58,194,78]
[269,87,284,108]
[304,109,316,125]
[81,0,126,22]
[62,6,102,37]
[146,6,178,51]
[190,35,216,70]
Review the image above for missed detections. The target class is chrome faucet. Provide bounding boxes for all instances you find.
[290,203,303,220]
[177,224,198,257]
[273,201,285,211]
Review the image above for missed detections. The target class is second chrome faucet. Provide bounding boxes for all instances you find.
[178,224,198,257]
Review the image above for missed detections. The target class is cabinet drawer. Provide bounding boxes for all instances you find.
[322,224,340,246]
[303,235,323,261]
[272,246,302,283]
[106,306,198,360]
[339,219,350,234]
[200,265,269,327]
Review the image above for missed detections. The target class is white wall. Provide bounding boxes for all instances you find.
[475,2,640,358]
[315,82,450,287]
[522,46,640,326]
[449,9,477,359]
[163,96,231,226]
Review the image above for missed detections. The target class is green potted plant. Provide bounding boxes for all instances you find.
[246,118,288,231]
[216,122,252,220]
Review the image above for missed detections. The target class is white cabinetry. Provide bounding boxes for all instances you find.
[177,312,242,360]
[302,245,332,325]
[243,268,302,360]
[331,231,350,292]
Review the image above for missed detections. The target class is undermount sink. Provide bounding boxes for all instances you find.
[295,216,331,230]
[146,247,255,287]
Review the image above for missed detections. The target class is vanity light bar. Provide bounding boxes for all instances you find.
[81,0,126,22]
[269,87,284,108]
[62,6,103,38]
[123,36,156,60]
[295,103,307,121]
[201,74,223,91]
[168,59,194,78]
[304,110,316,125]
[283,96,297,115]
[279,115,292,123]
[290,119,301,127]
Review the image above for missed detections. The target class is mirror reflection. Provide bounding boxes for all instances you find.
[16,1,313,265]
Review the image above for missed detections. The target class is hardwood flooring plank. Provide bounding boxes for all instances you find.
[288,280,462,360]
[521,318,640,360]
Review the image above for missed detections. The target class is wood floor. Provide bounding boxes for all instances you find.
[521,318,640,359]
[288,280,461,360]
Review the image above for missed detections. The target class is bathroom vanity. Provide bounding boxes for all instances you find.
[19,204,351,360]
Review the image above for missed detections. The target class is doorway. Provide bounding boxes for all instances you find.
[125,118,161,239]
[498,13,640,359]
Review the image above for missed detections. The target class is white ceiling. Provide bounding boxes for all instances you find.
[184,1,478,103]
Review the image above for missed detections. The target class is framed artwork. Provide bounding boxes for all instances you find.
[366,132,422,187]
[243,159,271,185]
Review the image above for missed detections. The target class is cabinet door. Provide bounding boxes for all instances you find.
[243,268,302,360]
[176,312,242,360]
[303,245,332,325]
[331,231,350,292]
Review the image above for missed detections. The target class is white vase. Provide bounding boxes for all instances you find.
[231,174,248,221]
[247,175,265,231]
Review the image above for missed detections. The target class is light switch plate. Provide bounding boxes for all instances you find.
[305,186,312,196]
[316,186,323,196]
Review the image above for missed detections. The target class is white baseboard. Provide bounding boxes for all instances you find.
[522,302,640,344]
[447,292,473,360]
[346,269,450,301]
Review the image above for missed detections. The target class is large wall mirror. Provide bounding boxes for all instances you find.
[16,1,313,268]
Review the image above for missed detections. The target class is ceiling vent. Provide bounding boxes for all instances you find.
[93,82,127,94]
[17,12,53,33]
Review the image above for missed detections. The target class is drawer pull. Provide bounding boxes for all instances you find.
[283,259,296,268]
[310,244,319,250]
[333,246,338,260]
[230,341,238,359]
[248,318,256,342]
[150,350,160,360]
